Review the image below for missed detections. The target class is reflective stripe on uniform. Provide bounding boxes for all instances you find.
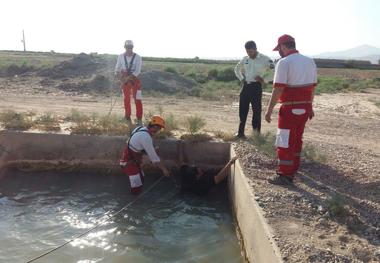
[278,159,293,166]
[129,173,143,188]
[136,90,142,100]
[287,83,316,88]
[281,100,312,105]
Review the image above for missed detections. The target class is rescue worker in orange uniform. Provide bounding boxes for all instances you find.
[120,115,171,194]
[115,40,143,125]
[265,34,317,185]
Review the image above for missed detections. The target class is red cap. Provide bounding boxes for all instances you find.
[273,34,295,51]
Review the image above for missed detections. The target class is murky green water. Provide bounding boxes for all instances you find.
[0,171,243,263]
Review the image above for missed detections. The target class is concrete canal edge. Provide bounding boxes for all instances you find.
[0,131,230,173]
[229,146,283,263]
[0,131,282,262]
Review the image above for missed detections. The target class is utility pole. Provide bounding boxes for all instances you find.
[21,30,26,52]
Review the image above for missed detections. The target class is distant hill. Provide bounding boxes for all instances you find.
[315,45,380,64]
[355,54,380,64]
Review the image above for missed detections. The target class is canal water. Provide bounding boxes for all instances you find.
[0,171,243,262]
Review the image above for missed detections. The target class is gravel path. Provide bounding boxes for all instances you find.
[233,93,380,262]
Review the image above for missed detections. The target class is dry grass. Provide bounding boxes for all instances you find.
[0,110,33,130]
[33,112,61,132]
[248,132,276,157]
[213,130,236,142]
[64,108,91,123]
[67,112,130,136]
[326,193,348,218]
[183,115,206,134]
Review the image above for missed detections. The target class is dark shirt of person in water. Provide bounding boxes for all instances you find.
[179,157,237,195]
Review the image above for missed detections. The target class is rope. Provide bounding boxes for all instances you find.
[26,175,166,263]
[169,175,179,188]
[107,78,121,117]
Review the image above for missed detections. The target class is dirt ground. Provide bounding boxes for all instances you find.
[1,69,380,262]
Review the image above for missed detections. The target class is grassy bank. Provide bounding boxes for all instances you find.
[1,50,379,99]
[316,76,380,94]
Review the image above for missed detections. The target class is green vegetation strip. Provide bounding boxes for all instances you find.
[1,51,379,98]
[316,76,380,94]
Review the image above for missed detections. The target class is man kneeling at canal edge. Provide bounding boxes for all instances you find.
[179,157,237,196]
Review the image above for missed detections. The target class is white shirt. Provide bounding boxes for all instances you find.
[274,52,317,87]
[234,53,274,82]
[128,127,160,163]
[115,52,142,77]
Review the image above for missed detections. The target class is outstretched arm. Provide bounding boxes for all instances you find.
[141,135,171,177]
[214,156,238,185]
[155,161,171,177]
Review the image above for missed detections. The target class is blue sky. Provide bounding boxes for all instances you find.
[1,0,379,58]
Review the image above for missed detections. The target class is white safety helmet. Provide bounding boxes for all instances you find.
[124,40,134,48]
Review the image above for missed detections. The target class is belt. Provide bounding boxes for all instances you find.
[246,81,260,84]
[281,100,312,105]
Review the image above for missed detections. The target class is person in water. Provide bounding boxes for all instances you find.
[179,157,238,195]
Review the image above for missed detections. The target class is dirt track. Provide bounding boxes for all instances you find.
[1,74,380,262]
[1,76,379,153]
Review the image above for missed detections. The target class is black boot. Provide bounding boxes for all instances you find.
[235,123,246,138]
[268,173,294,186]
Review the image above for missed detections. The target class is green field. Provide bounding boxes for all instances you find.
[1,50,379,98]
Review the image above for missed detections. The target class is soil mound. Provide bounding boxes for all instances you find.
[53,70,198,95]
[38,53,106,79]
[0,64,35,77]
[140,70,197,94]
[35,54,198,95]
[57,74,112,94]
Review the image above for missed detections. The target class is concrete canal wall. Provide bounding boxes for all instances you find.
[0,131,282,263]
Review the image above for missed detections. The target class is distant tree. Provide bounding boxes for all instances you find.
[216,68,236,81]
[207,68,219,80]
[164,66,178,74]
[345,60,355,69]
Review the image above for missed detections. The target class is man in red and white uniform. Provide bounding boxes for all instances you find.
[120,115,171,194]
[265,34,317,185]
[115,40,143,125]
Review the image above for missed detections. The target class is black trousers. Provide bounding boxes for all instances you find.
[238,82,262,134]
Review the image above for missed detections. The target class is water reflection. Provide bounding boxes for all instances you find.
[0,171,243,263]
